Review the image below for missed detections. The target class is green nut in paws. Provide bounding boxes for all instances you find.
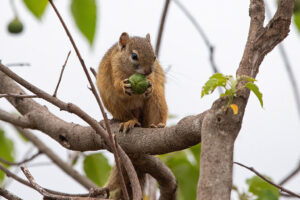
[8,18,23,34]
[129,73,149,94]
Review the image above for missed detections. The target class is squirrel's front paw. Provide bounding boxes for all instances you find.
[144,81,153,97]
[121,79,133,96]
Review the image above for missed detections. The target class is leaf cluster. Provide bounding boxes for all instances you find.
[201,73,263,108]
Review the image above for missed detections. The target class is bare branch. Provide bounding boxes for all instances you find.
[0,67,203,154]
[279,159,300,185]
[90,67,97,78]
[0,163,108,198]
[264,1,300,119]
[0,94,37,98]
[133,154,177,200]
[0,151,41,166]
[0,187,22,200]
[53,51,71,97]
[48,0,134,198]
[0,109,33,128]
[155,0,171,56]
[197,0,294,199]
[5,63,30,67]
[15,127,98,190]
[234,162,300,199]
[172,0,220,74]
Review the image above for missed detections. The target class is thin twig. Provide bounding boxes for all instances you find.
[48,1,133,199]
[172,0,219,74]
[264,2,300,119]
[6,63,30,67]
[279,159,300,185]
[0,151,41,166]
[0,187,22,200]
[234,162,300,199]
[20,165,55,198]
[155,0,171,56]
[53,51,71,97]
[0,94,37,98]
[90,67,97,78]
[0,163,107,198]
[16,127,98,189]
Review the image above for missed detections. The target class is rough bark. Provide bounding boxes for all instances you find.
[197,0,294,199]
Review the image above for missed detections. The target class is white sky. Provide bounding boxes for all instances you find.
[0,0,300,199]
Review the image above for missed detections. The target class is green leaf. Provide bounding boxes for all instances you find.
[246,176,279,200]
[23,0,48,19]
[83,153,111,187]
[294,11,300,33]
[160,151,199,200]
[201,73,227,97]
[71,0,97,45]
[0,129,15,184]
[245,82,263,107]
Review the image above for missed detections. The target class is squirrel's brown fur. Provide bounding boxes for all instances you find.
[96,32,168,198]
[96,32,167,132]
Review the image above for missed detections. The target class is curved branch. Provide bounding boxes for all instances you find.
[0,187,22,200]
[0,69,203,154]
[15,127,98,190]
[133,154,177,200]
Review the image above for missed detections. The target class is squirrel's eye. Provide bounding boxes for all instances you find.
[131,53,138,61]
[154,56,156,61]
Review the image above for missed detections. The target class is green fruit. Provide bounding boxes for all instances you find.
[129,74,149,94]
[8,18,23,34]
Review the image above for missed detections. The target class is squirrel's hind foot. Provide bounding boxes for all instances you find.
[119,119,141,133]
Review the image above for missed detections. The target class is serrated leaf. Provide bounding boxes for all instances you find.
[245,82,263,107]
[0,129,15,184]
[246,176,279,200]
[23,0,48,19]
[160,151,198,200]
[294,11,300,33]
[71,0,97,45]
[201,73,227,97]
[83,153,111,187]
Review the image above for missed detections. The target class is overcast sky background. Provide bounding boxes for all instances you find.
[0,0,300,199]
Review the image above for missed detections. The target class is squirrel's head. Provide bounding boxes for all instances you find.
[117,32,156,76]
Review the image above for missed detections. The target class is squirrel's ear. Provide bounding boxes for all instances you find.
[119,32,129,50]
[146,33,151,43]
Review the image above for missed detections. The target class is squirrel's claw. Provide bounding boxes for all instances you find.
[145,81,153,97]
[119,119,141,133]
[121,79,133,96]
[150,123,165,128]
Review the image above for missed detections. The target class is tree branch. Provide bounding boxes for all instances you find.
[15,127,98,190]
[0,151,41,166]
[0,187,22,200]
[0,68,203,154]
[155,0,170,56]
[53,50,71,97]
[197,0,294,199]
[234,162,300,199]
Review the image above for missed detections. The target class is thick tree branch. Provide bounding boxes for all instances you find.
[197,0,294,199]
[0,69,203,154]
[133,154,177,200]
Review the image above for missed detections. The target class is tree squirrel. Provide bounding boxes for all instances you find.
[96,32,168,133]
